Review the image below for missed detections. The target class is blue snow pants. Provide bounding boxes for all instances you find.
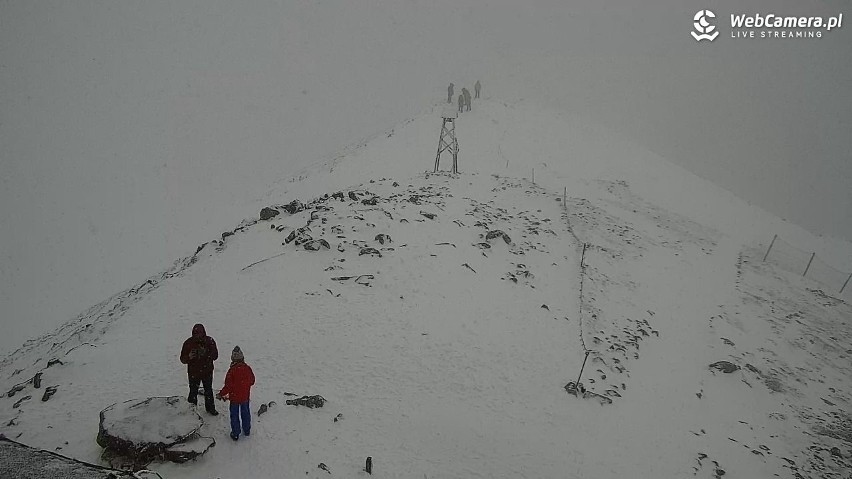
[229,401,251,438]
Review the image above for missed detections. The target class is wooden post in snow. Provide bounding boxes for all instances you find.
[762,234,777,262]
[575,350,590,390]
[803,252,816,277]
[840,272,852,294]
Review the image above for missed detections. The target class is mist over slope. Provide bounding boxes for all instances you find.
[2,0,851,355]
[1,100,849,478]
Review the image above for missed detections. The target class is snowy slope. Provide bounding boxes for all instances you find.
[1,100,850,478]
[4,0,851,358]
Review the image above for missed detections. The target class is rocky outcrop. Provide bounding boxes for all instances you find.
[97,396,214,470]
[259,207,280,221]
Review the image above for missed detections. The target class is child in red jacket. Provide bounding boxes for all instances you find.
[217,346,256,441]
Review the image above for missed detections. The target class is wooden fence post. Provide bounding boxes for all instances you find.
[762,234,777,262]
[803,252,816,277]
[575,350,590,389]
[840,272,852,295]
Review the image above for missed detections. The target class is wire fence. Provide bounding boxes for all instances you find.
[763,234,852,298]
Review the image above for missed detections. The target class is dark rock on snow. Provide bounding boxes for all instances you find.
[486,230,512,244]
[286,395,326,409]
[97,396,213,469]
[282,200,306,214]
[709,361,740,373]
[259,207,280,221]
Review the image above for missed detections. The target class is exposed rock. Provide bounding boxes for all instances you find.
[282,200,306,214]
[348,191,359,201]
[361,197,378,206]
[97,396,210,469]
[764,378,784,392]
[392,182,399,187]
[12,395,31,409]
[41,386,57,402]
[304,239,331,251]
[486,230,512,244]
[259,207,280,221]
[375,234,391,245]
[6,384,25,398]
[359,247,382,257]
[1,437,134,478]
[709,361,740,373]
[332,192,345,201]
[194,242,209,255]
[285,395,326,408]
[420,211,436,220]
[285,227,313,246]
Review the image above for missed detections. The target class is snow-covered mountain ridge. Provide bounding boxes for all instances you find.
[1,99,849,478]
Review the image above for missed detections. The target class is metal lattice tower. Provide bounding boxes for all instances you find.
[434,107,459,174]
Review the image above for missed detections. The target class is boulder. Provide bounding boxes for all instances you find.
[304,239,331,251]
[285,395,326,408]
[282,200,306,214]
[97,396,213,469]
[375,234,391,245]
[359,247,382,257]
[485,230,512,244]
[259,207,280,221]
[708,361,740,373]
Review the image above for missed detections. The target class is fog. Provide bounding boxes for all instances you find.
[1,0,850,354]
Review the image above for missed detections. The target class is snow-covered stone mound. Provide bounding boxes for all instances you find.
[97,396,213,469]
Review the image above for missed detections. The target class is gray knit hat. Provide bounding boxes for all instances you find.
[231,345,244,362]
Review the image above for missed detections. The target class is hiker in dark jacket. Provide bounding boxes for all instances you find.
[447,83,454,103]
[458,93,464,113]
[180,323,219,415]
[462,88,471,111]
[474,80,481,98]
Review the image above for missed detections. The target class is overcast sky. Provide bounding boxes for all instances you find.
[1,0,850,353]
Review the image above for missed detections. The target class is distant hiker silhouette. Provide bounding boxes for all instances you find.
[447,83,454,103]
[462,88,471,111]
[458,94,464,113]
[180,323,219,416]
[474,80,481,98]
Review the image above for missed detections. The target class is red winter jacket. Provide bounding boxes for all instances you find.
[219,361,255,404]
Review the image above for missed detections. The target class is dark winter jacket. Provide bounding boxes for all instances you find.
[219,361,255,404]
[180,324,218,379]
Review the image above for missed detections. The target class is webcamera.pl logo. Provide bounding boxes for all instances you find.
[692,10,719,41]
[692,9,844,41]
